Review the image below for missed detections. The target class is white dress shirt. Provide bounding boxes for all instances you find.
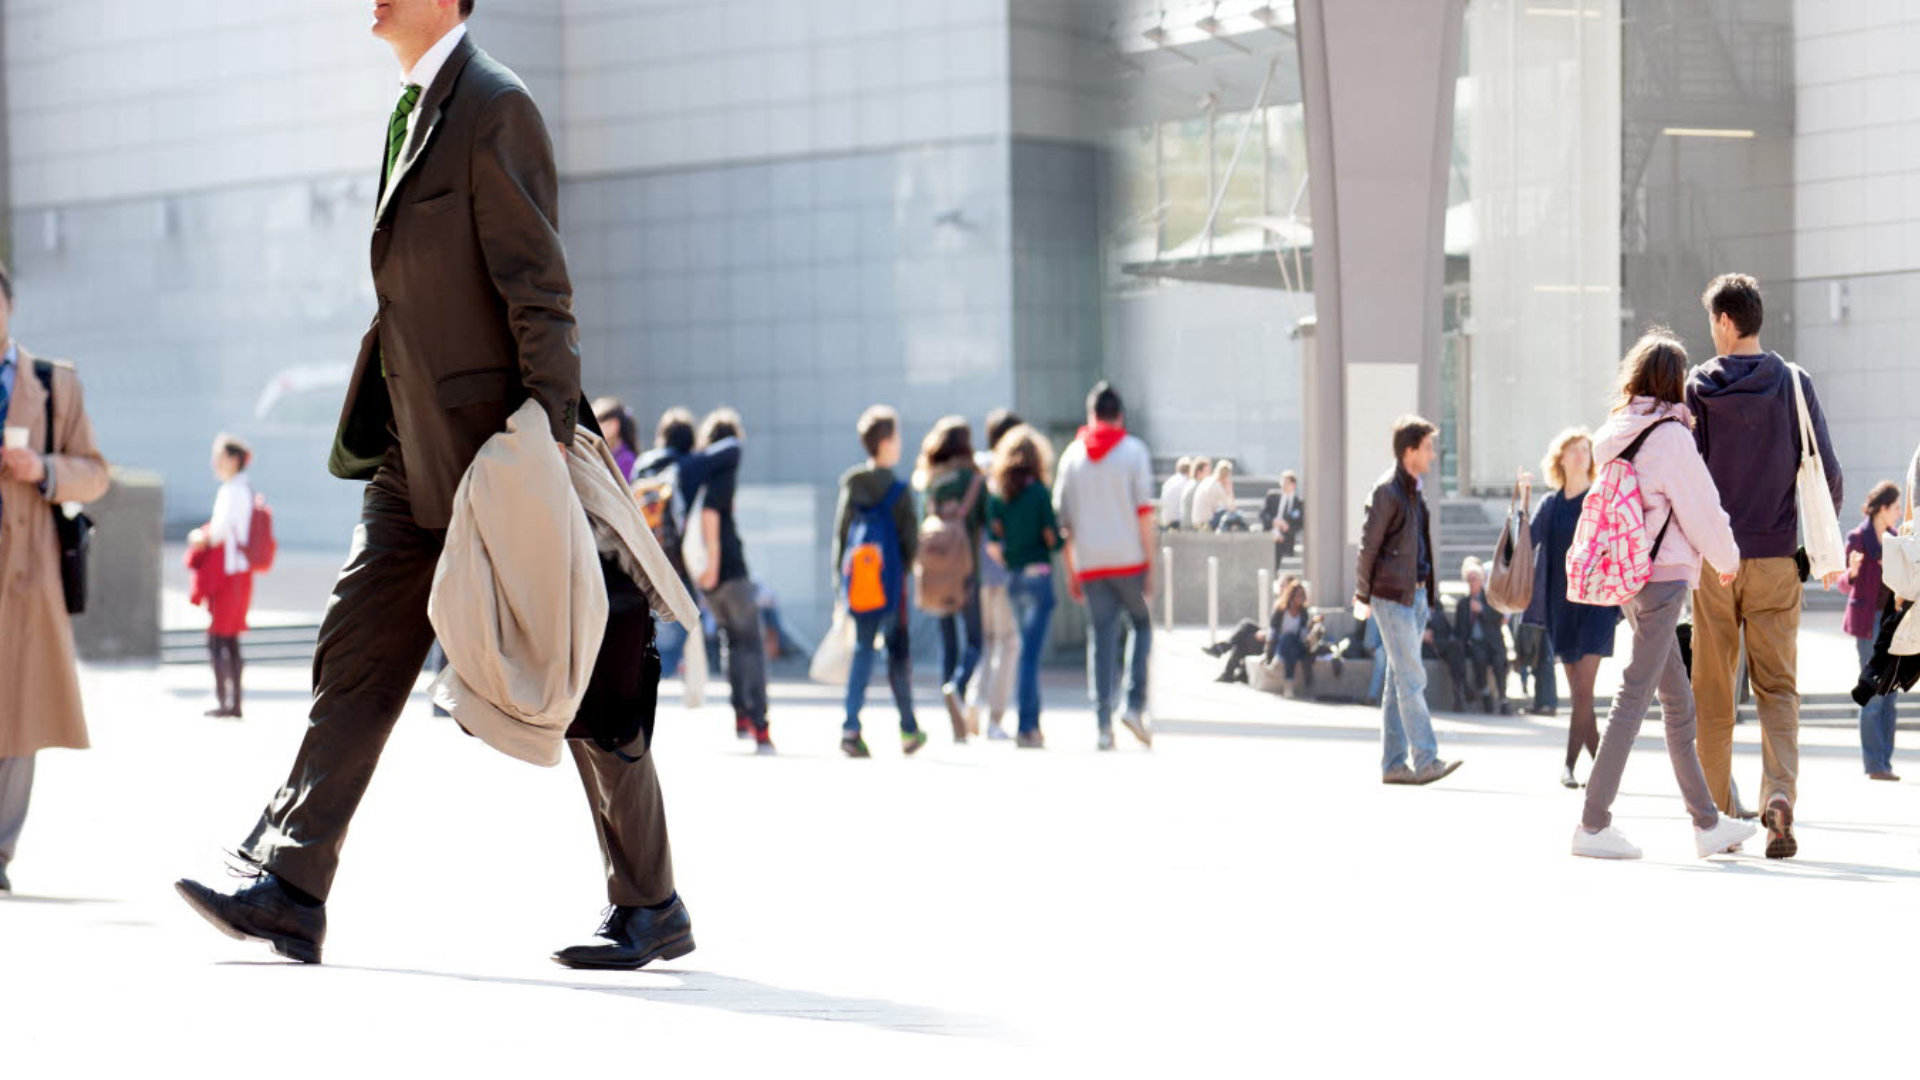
[386,22,468,199]
[209,472,255,575]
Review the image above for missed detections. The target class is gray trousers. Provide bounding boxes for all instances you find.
[1581,580,1721,832]
[704,576,769,727]
[0,754,33,868]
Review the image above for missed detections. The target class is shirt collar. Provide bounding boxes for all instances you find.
[402,22,468,93]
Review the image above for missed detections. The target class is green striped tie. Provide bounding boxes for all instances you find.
[385,83,423,182]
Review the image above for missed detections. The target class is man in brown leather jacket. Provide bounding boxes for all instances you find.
[1356,417,1461,786]
[175,0,691,972]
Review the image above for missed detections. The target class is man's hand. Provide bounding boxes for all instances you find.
[1068,575,1084,603]
[1822,569,1847,591]
[0,447,45,485]
[1142,565,1155,601]
[698,563,720,592]
[1719,571,1737,587]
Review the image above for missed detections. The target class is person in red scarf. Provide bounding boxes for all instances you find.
[1053,382,1156,751]
[186,435,257,718]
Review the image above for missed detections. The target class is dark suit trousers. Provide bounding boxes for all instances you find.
[241,456,675,907]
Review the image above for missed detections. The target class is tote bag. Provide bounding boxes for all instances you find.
[809,606,856,685]
[1789,363,1846,580]
[1486,494,1535,616]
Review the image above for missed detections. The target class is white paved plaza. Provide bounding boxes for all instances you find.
[4,631,1916,1077]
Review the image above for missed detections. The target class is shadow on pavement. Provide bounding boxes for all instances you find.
[317,965,993,1037]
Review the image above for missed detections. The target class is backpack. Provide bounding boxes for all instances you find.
[844,480,907,615]
[632,463,687,582]
[1565,418,1684,607]
[246,493,277,573]
[914,471,983,615]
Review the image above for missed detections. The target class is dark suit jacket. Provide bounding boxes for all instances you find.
[329,34,582,529]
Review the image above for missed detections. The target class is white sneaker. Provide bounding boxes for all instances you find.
[1694,816,1758,858]
[1571,825,1642,860]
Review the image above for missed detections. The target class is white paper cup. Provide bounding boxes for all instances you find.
[2,426,27,451]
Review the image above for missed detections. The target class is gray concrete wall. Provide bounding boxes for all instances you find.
[70,468,162,660]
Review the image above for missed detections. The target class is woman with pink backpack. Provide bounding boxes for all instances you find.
[1568,330,1757,860]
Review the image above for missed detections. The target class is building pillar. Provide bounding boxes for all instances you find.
[1294,0,1466,608]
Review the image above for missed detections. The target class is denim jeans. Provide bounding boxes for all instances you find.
[1858,635,1899,774]
[1084,573,1151,728]
[1373,595,1439,774]
[938,576,984,697]
[1366,618,1387,703]
[846,604,918,735]
[1008,566,1057,736]
[656,618,689,680]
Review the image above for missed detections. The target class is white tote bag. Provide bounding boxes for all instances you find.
[1788,364,1845,580]
[1892,601,1920,657]
[809,606,856,685]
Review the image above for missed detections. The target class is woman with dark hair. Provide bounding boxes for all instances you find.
[986,424,1061,747]
[915,415,987,742]
[1519,427,1621,787]
[187,434,258,718]
[592,396,639,481]
[1573,329,1754,860]
[1844,479,1904,780]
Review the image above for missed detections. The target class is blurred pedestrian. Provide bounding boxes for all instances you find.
[987,423,1062,748]
[1191,459,1234,531]
[632,406,732,689]
[187,433,259,718]
[1574,329,1753,860]
[0,262,111,895]
[1160,458,1193,530]
[834,406,924,757]
[1687,273,1843,860]
[914,415,987,743]
[1844,480,1903,780]
[593,396,639,481]
[692,407,773,753]
[1056,382,1156,750]
[1453,557,1510,715]
[1519,428,1620,787]
[1356,416,1459,785]
[1182,457,1213,529]
[972,408,1024,739]
[1261,471,1304,569]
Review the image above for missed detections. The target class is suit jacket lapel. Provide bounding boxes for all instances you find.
[375,35,478,225]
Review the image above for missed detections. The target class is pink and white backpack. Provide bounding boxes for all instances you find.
[1565,418,1685,607]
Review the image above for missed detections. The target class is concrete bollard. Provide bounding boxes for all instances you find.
[1207,555,1220,645]
[1257,568,1272,623]
[1161,545,1174,632]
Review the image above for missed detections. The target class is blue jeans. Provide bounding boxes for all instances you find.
[656,618,688,680]
[1373,595,1440,774]
[1084,573,1151,728]
[1366,618,1387,703]
[938,577,984,697]
[846,604,918,736]
[1008,566,1057,736]
[1858,636,1898,774]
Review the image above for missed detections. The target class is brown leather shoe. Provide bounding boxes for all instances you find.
[1868,771,1902,782]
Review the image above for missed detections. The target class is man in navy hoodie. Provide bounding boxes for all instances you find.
[1686,273,1844,860]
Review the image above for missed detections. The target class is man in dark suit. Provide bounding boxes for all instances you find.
[1259,471,1305,570]
[176,0,692,971]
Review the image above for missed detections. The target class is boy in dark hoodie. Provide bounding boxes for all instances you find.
[1686,273,1844,860]
[832,406,925,758]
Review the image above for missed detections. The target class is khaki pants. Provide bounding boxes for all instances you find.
[1692,558,1801,813]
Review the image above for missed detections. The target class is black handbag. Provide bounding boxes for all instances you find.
[565,554,661,761]
[33,360,92,615]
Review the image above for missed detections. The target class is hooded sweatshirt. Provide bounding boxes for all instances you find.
[1685,352,1843,559]
[833,463,918,574]
[1592,398,1741,585]
[1054,420,1156,581]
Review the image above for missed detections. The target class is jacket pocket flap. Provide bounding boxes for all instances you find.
[411,190,465,218]
[435,367,514,409]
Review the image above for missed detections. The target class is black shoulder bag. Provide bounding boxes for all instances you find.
[33,360,92,614]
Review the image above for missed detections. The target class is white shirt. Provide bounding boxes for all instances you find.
[1190,476,1231,530]
[1159,474,1189,527]
[209,473,255,575]
[386,22,468,198]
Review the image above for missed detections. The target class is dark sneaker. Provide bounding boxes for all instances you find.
[1015,731,1045,749]
[1764,798,1797,860]
[902,730,929,756]
[753,740,778,757]
[1382,765,1417,785]
[0,863,10,894]
[1868,771,1902,782]
[1412,759,1462,786]
[1097,728,1116,752]
[840,733,871,759]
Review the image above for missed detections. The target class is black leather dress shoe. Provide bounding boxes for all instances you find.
[0,863,11,894]
[175,872,326,964]
[553,895,695,971]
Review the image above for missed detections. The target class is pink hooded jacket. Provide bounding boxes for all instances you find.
[1591,398,1742,585]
